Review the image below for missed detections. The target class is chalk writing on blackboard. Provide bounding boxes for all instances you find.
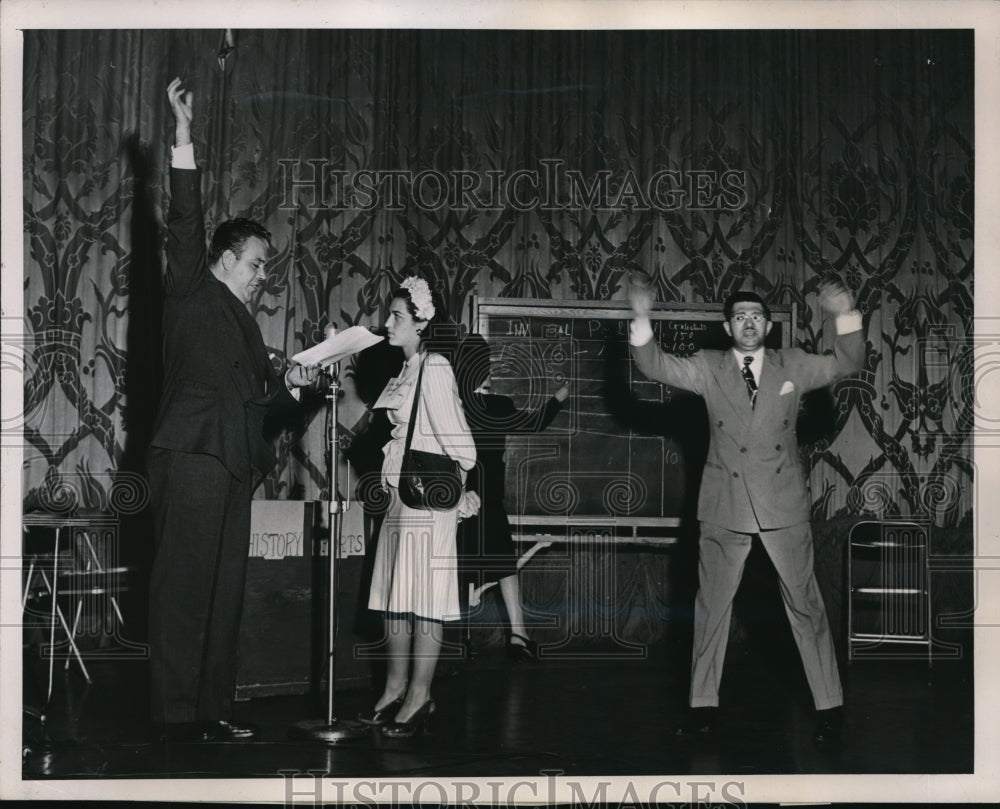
[475,298,794,529]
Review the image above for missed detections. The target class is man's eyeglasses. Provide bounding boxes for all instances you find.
[730,312,767,326]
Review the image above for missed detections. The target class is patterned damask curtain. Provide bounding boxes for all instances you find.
[22,29,972,528]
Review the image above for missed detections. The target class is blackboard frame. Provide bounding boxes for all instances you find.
[472,297,796,545]
[475,297,795,341]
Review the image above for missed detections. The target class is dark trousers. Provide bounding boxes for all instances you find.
[147,448,253,724]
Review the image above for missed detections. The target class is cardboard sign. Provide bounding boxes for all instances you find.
[249,500,306,560]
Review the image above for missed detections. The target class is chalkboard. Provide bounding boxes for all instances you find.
[473,298,794,541]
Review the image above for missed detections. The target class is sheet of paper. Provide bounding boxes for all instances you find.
[291,325,383,366]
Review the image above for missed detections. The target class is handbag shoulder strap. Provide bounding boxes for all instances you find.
[402,354,427,453]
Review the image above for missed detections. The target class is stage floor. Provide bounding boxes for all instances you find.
[20,631,973,782]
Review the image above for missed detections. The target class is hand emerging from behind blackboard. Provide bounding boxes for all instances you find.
[629,273,654,319]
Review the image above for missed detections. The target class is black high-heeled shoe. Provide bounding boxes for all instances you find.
[358,696,404,726]
[506,633,538,662]
[381,700,435,738]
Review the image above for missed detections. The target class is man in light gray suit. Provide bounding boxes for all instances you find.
[629,278,863,746]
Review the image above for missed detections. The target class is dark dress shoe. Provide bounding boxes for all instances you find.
[358,696,404,726]
[506,633,538,663]
[204,719,259,739]
[672,707,718,737]
[381,700,435,738]
[157,722,216,743]
[813,707,843,747]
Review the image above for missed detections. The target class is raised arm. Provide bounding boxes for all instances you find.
[164,77,207,297]
[627,273,705,394]
[168,77,192,148]
[792,278,865,390]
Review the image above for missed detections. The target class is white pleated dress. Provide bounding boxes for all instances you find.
[367,351,477,622]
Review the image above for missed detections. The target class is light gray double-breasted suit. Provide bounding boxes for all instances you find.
[632,321,864,710]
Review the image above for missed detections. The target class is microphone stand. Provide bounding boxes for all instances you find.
[291,362,366,743]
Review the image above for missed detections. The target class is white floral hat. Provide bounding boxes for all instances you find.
[400,276,436,321]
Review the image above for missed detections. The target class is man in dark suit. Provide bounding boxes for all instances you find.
[146,78,317,742]
[629,278,864,746]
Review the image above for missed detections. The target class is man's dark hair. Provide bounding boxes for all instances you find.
[208,218,272,266]
[723,290,771,322]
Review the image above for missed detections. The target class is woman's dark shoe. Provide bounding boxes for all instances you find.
[358,696,405,726]
[506,633,538,663]
[206,719,259,740]
[381,700,435,738]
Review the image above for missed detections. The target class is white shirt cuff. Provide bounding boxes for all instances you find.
[835,310,863,335]
[171,143,195,169]
[629,317,654,347]
[284,369,302,400]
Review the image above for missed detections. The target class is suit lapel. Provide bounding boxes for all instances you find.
[748,349,784,431]
[712,351,753,427]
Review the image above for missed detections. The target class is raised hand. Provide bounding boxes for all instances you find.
[629,272,654,319]
[167,77,193,146]
[818,278,854,315]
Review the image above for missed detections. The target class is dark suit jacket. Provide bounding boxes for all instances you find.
[149,168,296,482]
[632,332,864,532]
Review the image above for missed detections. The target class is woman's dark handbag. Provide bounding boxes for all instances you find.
[398,356,463,510]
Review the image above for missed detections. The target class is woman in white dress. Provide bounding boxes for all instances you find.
[361,276,478,738]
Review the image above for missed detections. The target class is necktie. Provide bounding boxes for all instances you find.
[741,355,757,408]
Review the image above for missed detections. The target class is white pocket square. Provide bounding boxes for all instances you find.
[779,381,795,395]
